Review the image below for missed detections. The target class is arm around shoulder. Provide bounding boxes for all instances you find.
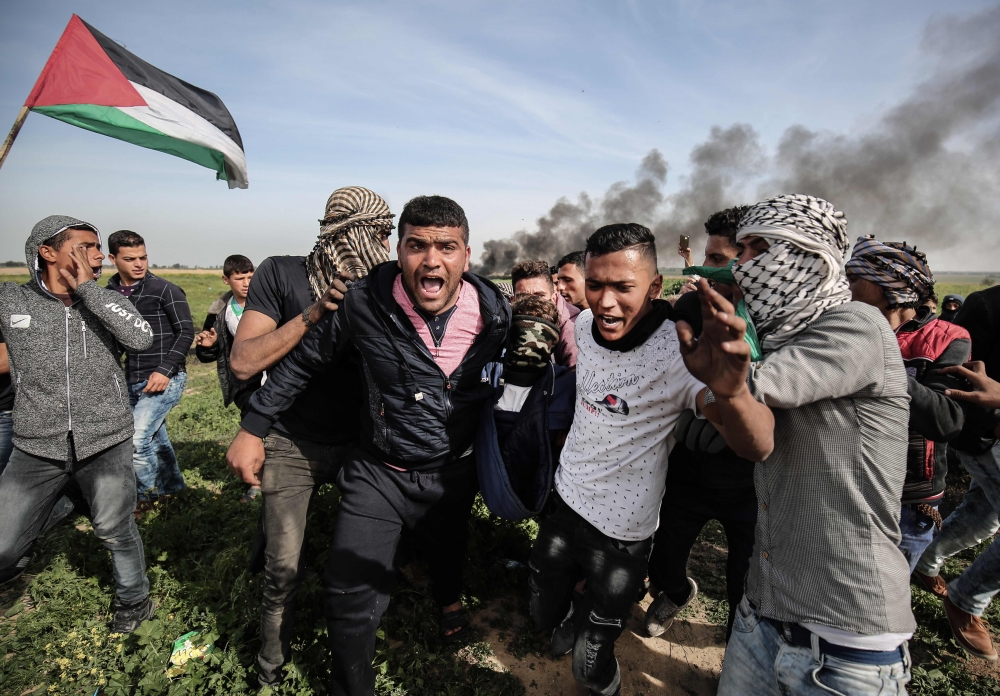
[75,281,153,351]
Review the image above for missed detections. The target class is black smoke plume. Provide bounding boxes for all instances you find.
[473,7,1000,276]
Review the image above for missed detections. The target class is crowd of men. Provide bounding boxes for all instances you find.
[0,187,998,696]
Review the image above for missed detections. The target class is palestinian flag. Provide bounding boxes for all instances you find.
[25,15,247,188]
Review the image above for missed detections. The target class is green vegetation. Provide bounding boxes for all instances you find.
[0,272,997,694]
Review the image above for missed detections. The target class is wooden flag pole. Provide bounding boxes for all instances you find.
[0,106,30,172]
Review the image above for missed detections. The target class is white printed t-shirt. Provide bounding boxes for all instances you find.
[554,310,705,541]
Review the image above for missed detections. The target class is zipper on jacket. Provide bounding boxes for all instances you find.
[81,321,87,358]
[64,306,72,432]
[444,376,453,419]
[113,374,126,410]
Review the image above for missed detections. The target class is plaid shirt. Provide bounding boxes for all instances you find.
[108,272,194,385]
[745,302,917,636]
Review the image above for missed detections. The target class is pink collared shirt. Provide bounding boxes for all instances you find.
[392,274,484,376]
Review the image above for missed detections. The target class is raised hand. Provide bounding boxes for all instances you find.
[677,278,750,399]
[58,244,97,292]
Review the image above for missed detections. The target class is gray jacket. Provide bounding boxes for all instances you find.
[0,215,154,461]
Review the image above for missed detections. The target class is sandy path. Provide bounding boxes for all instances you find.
[471,597,725,696]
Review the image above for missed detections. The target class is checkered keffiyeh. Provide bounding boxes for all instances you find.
[733,194,853,353]
[845,236,934,307]
[306,186,395,299]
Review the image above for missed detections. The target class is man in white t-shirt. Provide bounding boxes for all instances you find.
[527,223,770,696]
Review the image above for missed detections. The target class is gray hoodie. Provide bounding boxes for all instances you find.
[0,215,154,461]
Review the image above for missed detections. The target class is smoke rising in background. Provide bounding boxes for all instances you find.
[473,7,1000,276]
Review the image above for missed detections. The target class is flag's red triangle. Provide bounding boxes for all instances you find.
[26,15,146,108]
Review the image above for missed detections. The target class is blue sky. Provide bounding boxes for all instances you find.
[1,0,997,270]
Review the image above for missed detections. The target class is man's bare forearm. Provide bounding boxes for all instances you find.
[230,318,309,380]
[703,386,774,462]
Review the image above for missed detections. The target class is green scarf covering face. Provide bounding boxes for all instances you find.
[505,315,560,373]
[682,261,763,362]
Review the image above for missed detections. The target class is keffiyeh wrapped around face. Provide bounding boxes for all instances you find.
[306,186,395,299]
[733,194,852,353]
[845,236,934,307]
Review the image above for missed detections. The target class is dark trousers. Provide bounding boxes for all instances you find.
[529,492,652,696]
[324,451,479,696]
[0,439,148,604]
[648,483,757,639]
[257,432,353,685]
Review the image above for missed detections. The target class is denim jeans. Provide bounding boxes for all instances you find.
[0,439,149,603]
[916,478,1000,579]
[257,431,352,686]
[529,492,652,696]
[0,410,12,471]
[925,443,1000,616]
[129,373,187,501]
[718,597,911,695]
[898,503,940,574]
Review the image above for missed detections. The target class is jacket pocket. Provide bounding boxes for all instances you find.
[113,375,127,411]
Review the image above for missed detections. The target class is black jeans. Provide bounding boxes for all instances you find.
[648,482,757,639]
[529,492,652,696]
[257,432,353,685]
[324,451,479,696]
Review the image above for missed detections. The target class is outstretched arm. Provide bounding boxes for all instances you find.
[677,279,774,462]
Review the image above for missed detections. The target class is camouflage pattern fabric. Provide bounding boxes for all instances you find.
[505,315,560,372]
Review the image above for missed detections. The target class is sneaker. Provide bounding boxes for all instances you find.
[913,571,948,600]
[110,596,155,634]
[551,604,575,657]
[0,553,33,587]
[645,577,697,637]
[943,596,998,661]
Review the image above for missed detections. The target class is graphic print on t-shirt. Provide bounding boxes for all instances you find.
[580,369,637,417]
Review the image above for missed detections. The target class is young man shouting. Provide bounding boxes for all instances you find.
[107,231,194,507]
[527,223,766,696]
[0,215,155,632]
[511,260,579,368]
[681,195,915,695]
[235,195,509,696]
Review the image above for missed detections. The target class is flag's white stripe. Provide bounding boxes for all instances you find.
[119,82,248,189]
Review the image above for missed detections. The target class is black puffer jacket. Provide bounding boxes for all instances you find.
[243,262,510,468]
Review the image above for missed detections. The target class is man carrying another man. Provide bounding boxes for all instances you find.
[107,231,194,507]
[234,194,509,696]
[226,186,393,687]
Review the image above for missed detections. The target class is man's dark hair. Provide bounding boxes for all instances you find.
[397,195,469,244]
[42,226,95,251]
[511,294,559,325]
[585,223,657,270]
[511,260,554,289]
[557,250,586,272]
[223,254,255,277]
[108,230,145,255]
[703,205,750,247]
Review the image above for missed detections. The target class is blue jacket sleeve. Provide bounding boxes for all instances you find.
[240,305,350,437]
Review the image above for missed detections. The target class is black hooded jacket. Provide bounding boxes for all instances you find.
[242,262,510,468]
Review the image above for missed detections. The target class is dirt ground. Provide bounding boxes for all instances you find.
[471,597,725,696]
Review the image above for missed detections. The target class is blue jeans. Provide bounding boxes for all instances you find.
[718,597,911,695]
[0,439,149,603]
[920,443,1000,616]
[129,373,187,501]
[898,503,939,574]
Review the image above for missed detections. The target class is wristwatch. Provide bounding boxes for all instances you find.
[301,306,316,329]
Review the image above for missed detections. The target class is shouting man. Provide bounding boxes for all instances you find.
[236,195,509,696]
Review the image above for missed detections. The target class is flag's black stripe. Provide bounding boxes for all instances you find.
[82,19,244,151]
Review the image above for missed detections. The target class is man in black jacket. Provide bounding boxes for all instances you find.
[107,231,194,505]
[234,195,510,696]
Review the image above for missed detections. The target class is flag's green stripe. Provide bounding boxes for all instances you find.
[32,104,226,179]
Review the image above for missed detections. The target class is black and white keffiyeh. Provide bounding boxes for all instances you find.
[306,186,394,299]
[733,194,852,353]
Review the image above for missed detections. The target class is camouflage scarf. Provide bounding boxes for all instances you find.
[504,315,560,377]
